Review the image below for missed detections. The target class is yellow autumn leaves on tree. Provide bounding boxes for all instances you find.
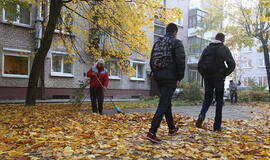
[260,0,270,22]
[2,0,183,75]
[50,0,183,75]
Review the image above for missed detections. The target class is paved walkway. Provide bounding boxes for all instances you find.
[0,98,140,104]
[103,105,259,120]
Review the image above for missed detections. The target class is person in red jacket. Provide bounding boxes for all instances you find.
[87,59,109,115]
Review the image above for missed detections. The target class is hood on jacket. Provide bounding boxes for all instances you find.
[211,40,223,44]
[94,63,105,71]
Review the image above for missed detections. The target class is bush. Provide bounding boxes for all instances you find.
[180,81,203,101]
[248,79,266,91]
[69,79,90,106]
[238,90,269,102]
[238,78,269,102]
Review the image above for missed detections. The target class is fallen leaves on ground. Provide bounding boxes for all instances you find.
[0,103,269,159]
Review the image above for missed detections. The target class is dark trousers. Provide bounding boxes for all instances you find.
[199,77,224,129]
[149,83,176,134]
[230,91,238,104]
[90,87,104,114]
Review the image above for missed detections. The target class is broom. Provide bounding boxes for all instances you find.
[95,75,125,114]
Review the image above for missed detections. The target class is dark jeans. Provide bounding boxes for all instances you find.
[230,91,238,104]
[90,87,104,114]
[199,77,224,130]
[149,82,176,134]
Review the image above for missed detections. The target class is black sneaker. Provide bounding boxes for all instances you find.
[169,126,179,136]
[146,132,161,143]
[214,127,225,132]
[195,115,204,128]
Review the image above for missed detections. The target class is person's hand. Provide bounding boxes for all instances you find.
[176,81,180,86]
[103,87,108,90]
[92,72,97,77]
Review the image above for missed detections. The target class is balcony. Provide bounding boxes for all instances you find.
[188,28,214,40]
[187,55,199,69]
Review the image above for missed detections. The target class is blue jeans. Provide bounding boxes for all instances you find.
[199,77,224,129]
[149,82,176,134]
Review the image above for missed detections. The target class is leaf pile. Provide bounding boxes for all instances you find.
[0,104,269,159]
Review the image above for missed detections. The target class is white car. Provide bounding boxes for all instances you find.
[224,88,230,99]
[173,88,183,98]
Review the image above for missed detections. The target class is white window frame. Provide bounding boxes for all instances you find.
[50,51,74,77]
[241,47,252,53]
[54,10,74,35]
[106,60,121,80]
[130,60,146,81]
[258,58,265,68]
[2,5,32,28]
[258,76,263,87]
[241,61,252,69]
[2,48,31,78]
[176,18,184,27]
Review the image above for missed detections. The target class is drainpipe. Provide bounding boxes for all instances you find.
[34,1,45,99]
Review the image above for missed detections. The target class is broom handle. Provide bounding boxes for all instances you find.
[94,74,115,105]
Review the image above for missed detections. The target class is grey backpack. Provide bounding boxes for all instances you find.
[150,37,173,70]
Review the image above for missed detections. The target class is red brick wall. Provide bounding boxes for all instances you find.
[0,87,150,100]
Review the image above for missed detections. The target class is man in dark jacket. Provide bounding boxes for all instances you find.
[196,33,235,131]
[147,23,185,143]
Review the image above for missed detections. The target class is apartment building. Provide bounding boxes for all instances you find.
[150,0,189,95]
[238,46,268,88]
[186,0,218,84]
[0,0,190,100]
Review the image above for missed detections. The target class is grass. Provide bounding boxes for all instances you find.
[102,98,199,110]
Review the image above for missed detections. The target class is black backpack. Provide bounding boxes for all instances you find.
[198,45,224,76]
[150,36,173,70]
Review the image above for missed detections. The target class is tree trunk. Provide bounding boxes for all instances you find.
[262,39,270,96]
[25,0,63,106]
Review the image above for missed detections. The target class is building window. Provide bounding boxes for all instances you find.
[188,8,206,28]
[188,36,210,55]
[263,77,268,87]
[51,53,74,77]
[154,35,162,43]
[258,59,265,67]
[258,77,263,87]
[105,60,121,79]
[3,4,31,26]
[177,18,184,27]
[2,52,30,78]
[131,61,145,81]
[243,77,249,86]
[241,47,252,53]
[241,61,252,68]
[188,70,201,82]
[258,76,268,87]
[154,15,165,44]
[154,15,165,26]
[55,12,73,33]
[154,25,165,35]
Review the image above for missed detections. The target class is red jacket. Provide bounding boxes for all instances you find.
[87,65,109,88]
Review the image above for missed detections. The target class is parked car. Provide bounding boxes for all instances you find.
[224,88,230,99]
[173,88,183,98]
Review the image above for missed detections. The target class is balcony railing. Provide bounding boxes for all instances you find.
[187,55,199,65]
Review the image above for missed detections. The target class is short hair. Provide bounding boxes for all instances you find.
[166,23,178,34]
[215,33,225,41]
